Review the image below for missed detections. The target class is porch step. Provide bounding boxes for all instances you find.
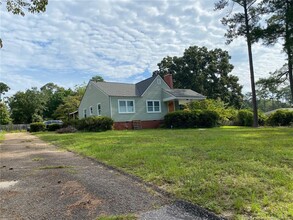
[132,120,142,130]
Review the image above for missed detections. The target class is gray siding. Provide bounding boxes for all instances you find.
[110,76,170,122]
[78,82,110,119]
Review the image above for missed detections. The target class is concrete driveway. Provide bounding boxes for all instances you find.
[0,132,223,220]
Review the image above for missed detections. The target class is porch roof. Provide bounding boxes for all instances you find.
[163,89,206,102]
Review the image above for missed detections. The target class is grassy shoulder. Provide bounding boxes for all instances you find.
[0,131,5,142]
[36,127,293,219]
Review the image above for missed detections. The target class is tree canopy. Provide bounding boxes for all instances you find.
[40,83,73,119]
[154,46,243,108]
[0,82,10,101]
[257,0,293,105]
[9,87,45,124]
[90,75,104,82]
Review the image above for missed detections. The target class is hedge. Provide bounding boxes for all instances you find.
[266,110,293,126]
[47,123,62,131]
[237,110,266,126]
[30,122,45,132]
[78,116,114,132]
[164,110,219,128]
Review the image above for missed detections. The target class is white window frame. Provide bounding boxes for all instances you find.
[118,99,135,113]
[83,108,87,118]
[146,100,161,113]
[97,103,101,116]
[89,106,93,116]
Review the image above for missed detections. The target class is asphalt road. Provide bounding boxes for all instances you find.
[0,132,223,220]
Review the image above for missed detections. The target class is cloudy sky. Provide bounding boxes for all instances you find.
[0,0,286,96]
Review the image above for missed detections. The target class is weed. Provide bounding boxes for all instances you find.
[32,157,44,161]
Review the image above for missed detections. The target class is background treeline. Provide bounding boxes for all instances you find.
[0,82,86,124]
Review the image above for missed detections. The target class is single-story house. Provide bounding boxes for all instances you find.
[78,74,206,129]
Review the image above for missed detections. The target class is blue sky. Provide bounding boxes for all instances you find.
[0,0,286,96]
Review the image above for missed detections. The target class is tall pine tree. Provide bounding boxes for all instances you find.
[215,0,261,127]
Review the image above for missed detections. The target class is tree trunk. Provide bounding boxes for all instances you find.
[244,1,258,127]
[285,0,293,106]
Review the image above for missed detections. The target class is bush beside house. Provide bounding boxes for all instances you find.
[164,110,219,128]
[77,116,114,132]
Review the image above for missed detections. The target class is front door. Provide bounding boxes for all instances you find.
[168,101,175,112]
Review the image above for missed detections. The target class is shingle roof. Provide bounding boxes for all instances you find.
[135,76,157,96]
[164,89,206,99]
[91,76,157,97]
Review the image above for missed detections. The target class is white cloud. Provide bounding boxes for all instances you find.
[0,0,287,97]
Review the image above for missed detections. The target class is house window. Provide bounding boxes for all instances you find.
[118,100,135,113]
[89,106,93,115]
[97,103,101,116]
[147,100,161,113]
[83,109,87,118]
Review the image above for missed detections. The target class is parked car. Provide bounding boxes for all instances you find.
[43,120,63,127]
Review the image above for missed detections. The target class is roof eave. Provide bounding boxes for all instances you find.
[163,96,206,102]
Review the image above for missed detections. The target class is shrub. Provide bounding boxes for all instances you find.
[164,111,194,128]
[237,110,253,126]
[78,116,114,132]
[63,119,79,128]
[198,110,220,128]
[47,123,62,131]
[237,110,266,126]
[186,99,237,125]
[164,110,219,128]
[56,126,77,134]
[266,110,293,126]
[30,122,45,132]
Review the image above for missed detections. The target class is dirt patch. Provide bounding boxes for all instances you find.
[61,181,102,217]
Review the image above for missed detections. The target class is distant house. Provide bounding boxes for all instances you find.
[78,74,205,129]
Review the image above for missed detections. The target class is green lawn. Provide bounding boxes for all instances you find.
[36,127,293,219]
[0,131,5,142]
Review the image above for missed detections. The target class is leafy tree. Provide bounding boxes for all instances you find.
[185,99,238,124]
[0,102,12,125]
[40,83,72,119]
[154,46,243,108]
[53,84,85,120]
[9,87,45,123]
[90,75,104,82]
[53,95,80,120]
[255,66,291,111]
[0,82,10,101]
[257,0,293,105]
[215,0,261,127]
[0,0,48,48]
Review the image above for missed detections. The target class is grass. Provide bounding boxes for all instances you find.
[0,131,5,142]
[32,157,44,161]
[36,127,293,219]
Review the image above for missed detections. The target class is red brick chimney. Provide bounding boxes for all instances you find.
[164,74,173,89]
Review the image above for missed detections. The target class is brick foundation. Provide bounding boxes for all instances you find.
[113,120,163,130]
